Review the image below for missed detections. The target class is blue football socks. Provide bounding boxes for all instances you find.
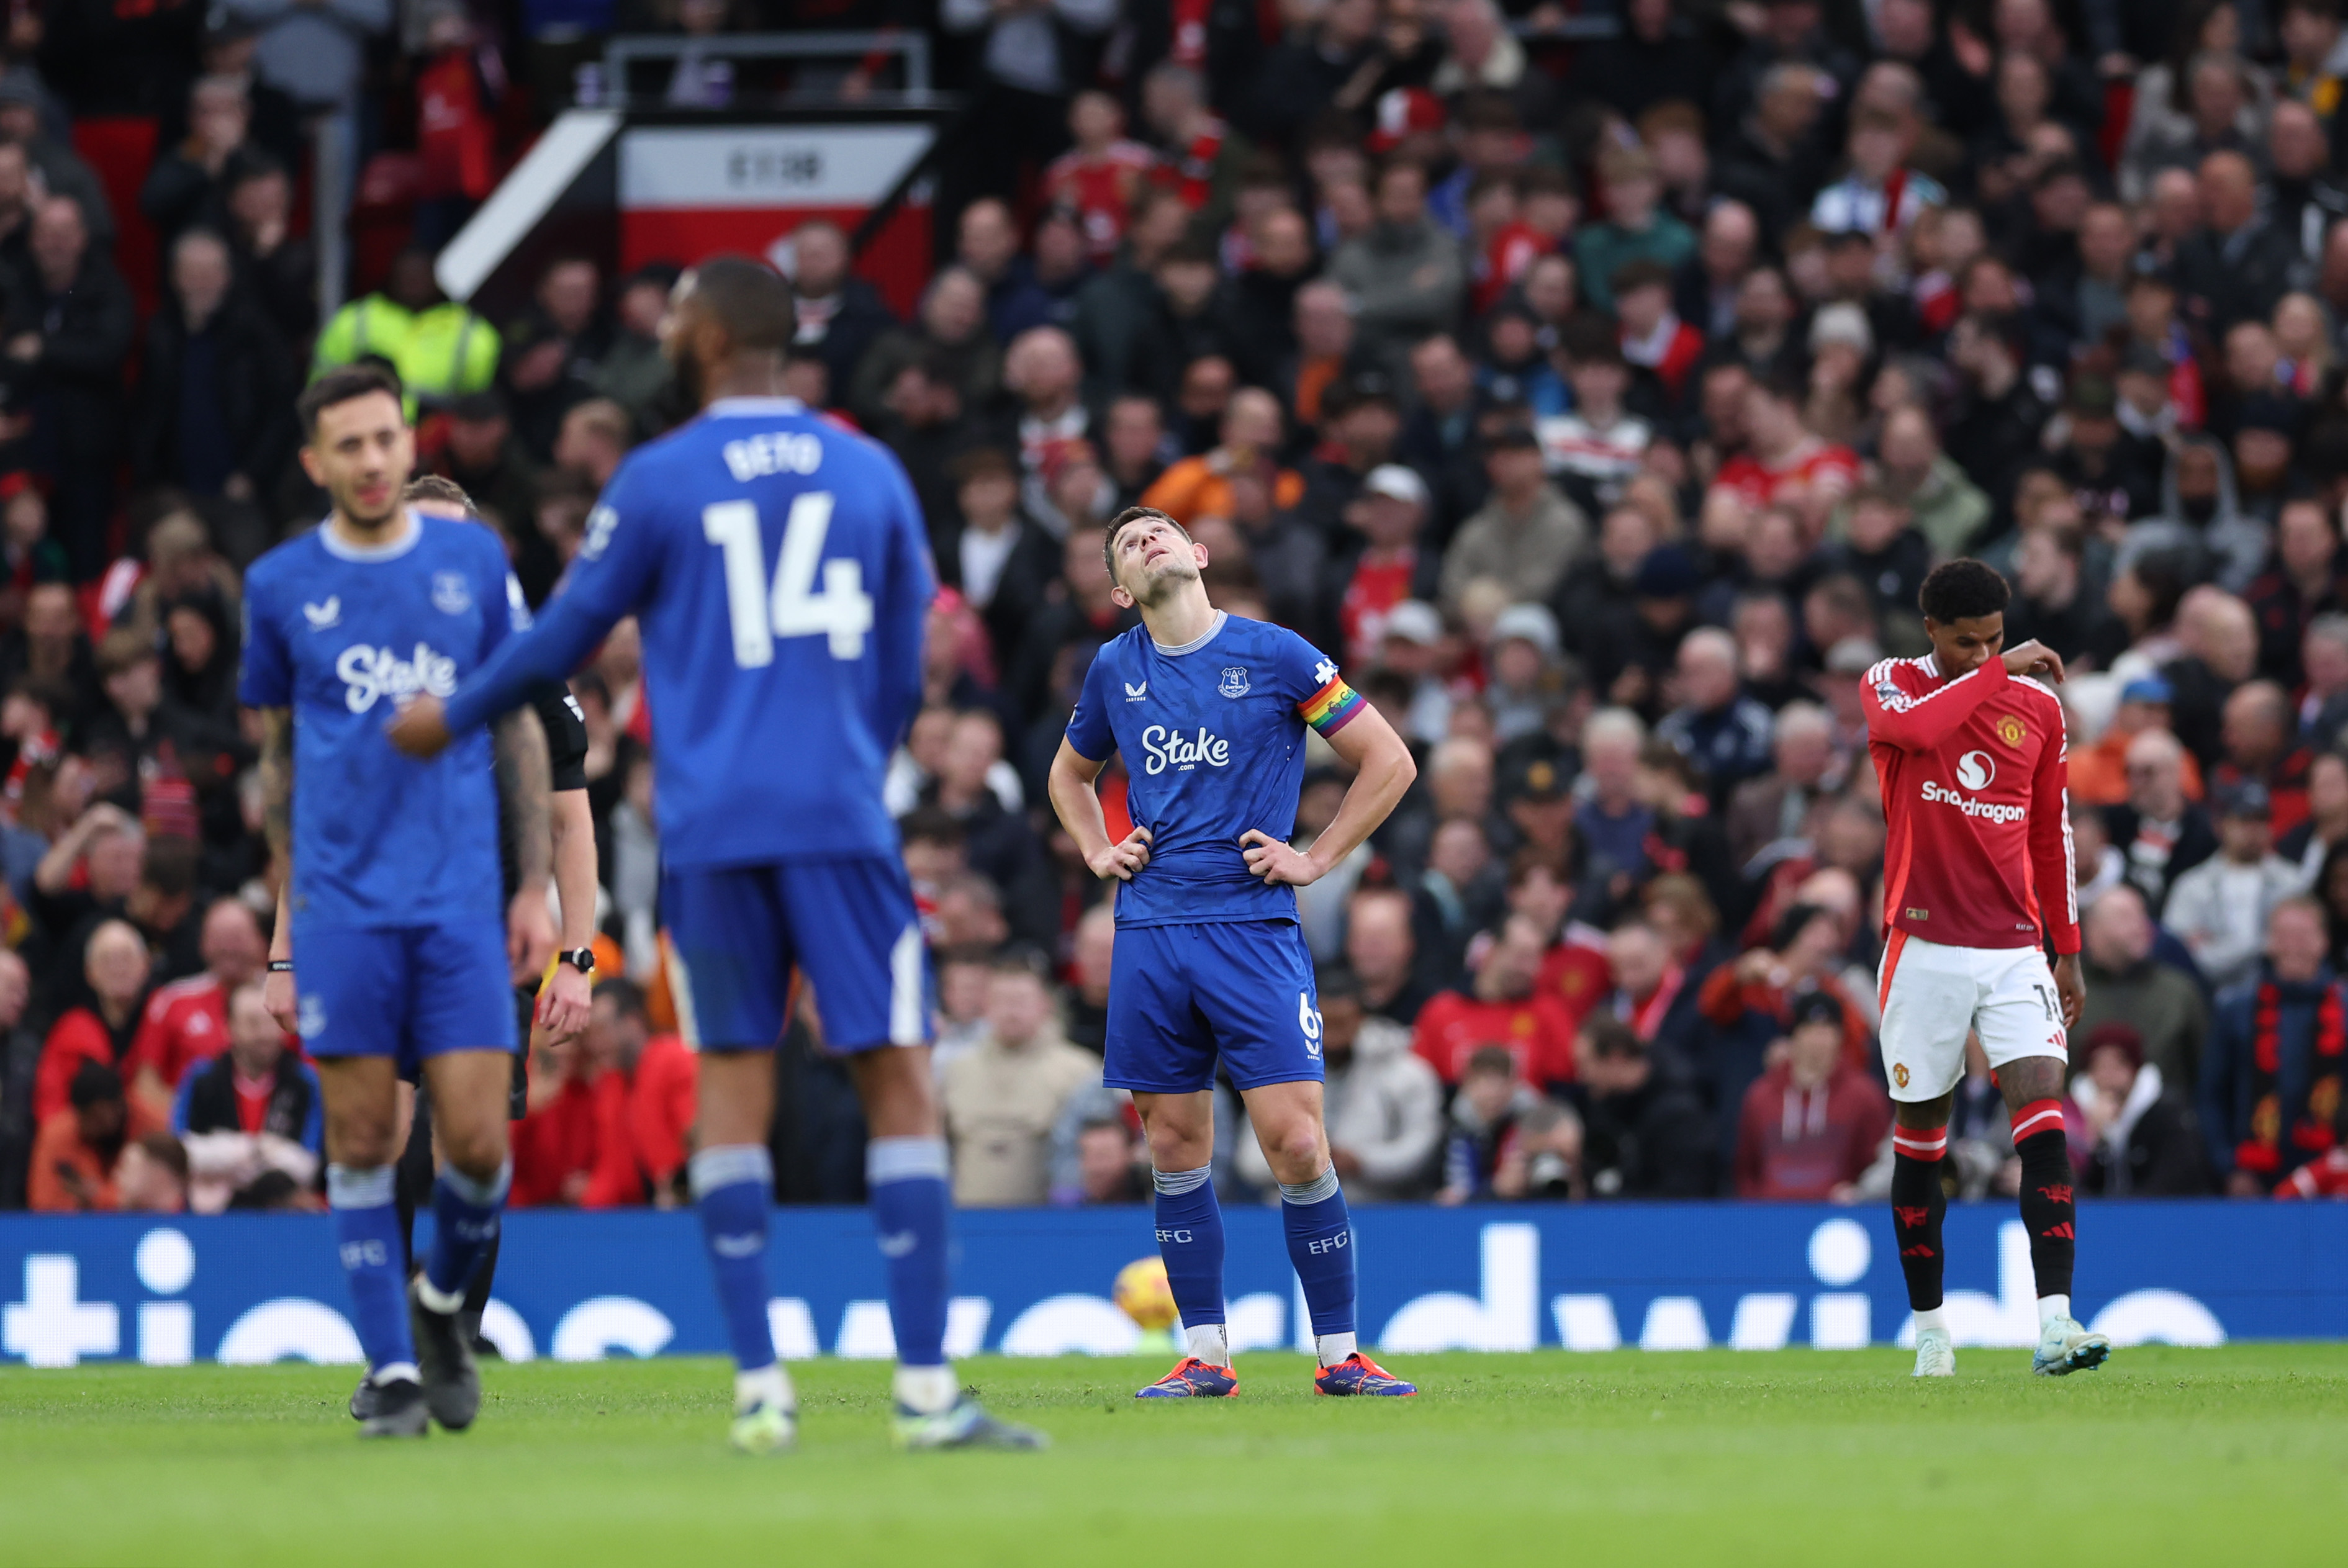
[691,1145,778,1374]
[867,1137,952,1369]
[420,1158,509,1304]
[1152,1165,1227,1348]
[328,1164,417,1381]
[1281,1166,1357,1356]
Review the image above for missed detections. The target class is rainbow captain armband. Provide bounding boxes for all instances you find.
[1298,672,1365,736]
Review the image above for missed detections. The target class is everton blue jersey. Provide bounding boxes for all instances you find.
[441,397,931,868]
[238,513,520,930]
[1065,611,1366,929]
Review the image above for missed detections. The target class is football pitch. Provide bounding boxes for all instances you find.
[1,1346,2339,1566]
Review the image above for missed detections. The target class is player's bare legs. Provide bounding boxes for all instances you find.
[688,1048,796,1451]
[317,1056,427,1433]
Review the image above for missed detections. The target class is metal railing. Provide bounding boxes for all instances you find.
[591,30,933,107]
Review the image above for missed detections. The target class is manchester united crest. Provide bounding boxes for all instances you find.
[1892,1062,1910,1089]
[1996,714,2026,749]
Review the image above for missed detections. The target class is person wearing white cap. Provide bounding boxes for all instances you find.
[1378,599,1453,744]
[1440,425,1589,615]
[1486,603,1563,742]
[1334,463,1440,664]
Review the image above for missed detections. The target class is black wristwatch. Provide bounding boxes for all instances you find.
[559,948,596,975]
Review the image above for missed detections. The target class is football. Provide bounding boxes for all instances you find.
[1112,1256,1179,1331]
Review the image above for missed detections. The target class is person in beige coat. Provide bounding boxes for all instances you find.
[1439,425,1589,614]
[941,951,1101,1207]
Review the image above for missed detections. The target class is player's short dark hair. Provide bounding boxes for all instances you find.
[682,255,796,355]
[299,363,404,439]
[593,976,648,1021]
[402,474,473,512]
[1918,558,2012,624]
[1103,506,1190,588]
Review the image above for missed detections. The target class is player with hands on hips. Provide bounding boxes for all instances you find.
[1046,506,1420,1400]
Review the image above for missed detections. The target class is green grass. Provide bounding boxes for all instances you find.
[1,1346,2341,1566]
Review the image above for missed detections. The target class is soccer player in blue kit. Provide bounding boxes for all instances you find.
[242,364,546,1438]
[1045,506,1421,1398]
[389,257,1043,1454]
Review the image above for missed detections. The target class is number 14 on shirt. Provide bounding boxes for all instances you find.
[702,492,874,665]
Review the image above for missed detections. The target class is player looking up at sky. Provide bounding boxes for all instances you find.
[242,364,544,1438]
[1864,559,2109,1380]
[388,256,1043,1454]
[1045,506,1420,1399]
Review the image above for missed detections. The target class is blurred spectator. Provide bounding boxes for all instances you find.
[0,949,38,1208]
[0,72,116,248]
[5,196,134,575]
[941,950,1099,1207]
[1347,885,1434,1026]
[1435,1044,1544,1203]
[138,74,258,248]
[172,976,318,1213]
[28,1059,125,1212]
[2201,896,2344,1194]
[311,248,499,415]
[132,228,296,548]
[1656,628,1775,808]
[2074,1021,2211,1196]
[1725,701,1838,872]
[1440,425,1584,614]
[2076,883,2213,1093]
[1411,912,1576,1086]
[1569,1016,1714,1197]
[1329,158,1465,378]
[1240,971,1439,1201]
[2107,728,2219,909]
[577,978,695,1209]
[782,220,895,403]
[34,919,153,1132]
[125,897,267,1126]
[113,1130,187,1214]
[1731,990,1890,1199]
[2164,781,2309,992]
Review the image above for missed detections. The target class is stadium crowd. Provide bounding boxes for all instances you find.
[4,0,2348,1214]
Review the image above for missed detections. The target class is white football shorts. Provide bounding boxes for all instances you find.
[1875,932,2068,1102]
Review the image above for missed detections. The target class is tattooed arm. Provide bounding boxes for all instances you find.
[258,707,297,1032]
[495,704,556,981]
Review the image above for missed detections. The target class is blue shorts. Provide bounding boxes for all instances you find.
[294,922,518,1075]
[1104,919,1325,1094]
[662,855,929,1053]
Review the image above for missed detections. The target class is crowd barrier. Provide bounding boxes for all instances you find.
[2,1202,2340,1368]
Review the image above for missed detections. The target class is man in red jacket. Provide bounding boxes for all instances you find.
[1411,914,1579,1088]
[1732,990,1889,1199]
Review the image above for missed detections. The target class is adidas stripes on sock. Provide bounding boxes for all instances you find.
[2012,1099,2077,1305]
[1889,1123,1948,1315]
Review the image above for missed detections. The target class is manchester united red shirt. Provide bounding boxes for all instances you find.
[1864,654,2080,955]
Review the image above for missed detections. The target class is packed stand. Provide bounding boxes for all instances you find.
[7,0,2348,1210]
